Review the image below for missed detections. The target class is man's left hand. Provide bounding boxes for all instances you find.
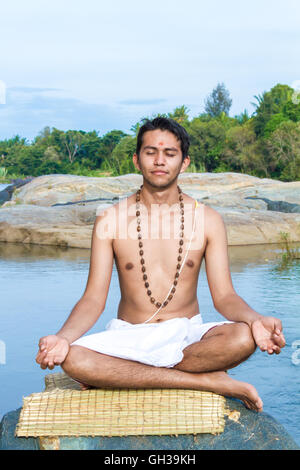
[251,316,286,354]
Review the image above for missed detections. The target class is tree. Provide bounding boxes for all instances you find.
[78,130,103,169]
[95,130,127,170]
[265,121,300,180]
[222,124,266,176]
[186,118,226,171]
[234,109,250,124]
[62,130,84,164]
[251,84,294,137]
[263,113,289,138]
[168,105,190,124]
[282,100,300,122]
[13,145,44,176]
[43,146,62,163]
[204,82,232,117]
[34,126,52,144]
[102,135,137,175]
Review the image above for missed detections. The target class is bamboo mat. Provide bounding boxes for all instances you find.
[15,372,226,437]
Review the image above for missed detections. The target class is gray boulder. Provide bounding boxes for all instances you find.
[0,177,34,204]
[0,172,299,248]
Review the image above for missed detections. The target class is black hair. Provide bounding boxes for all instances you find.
[136,117,190,161]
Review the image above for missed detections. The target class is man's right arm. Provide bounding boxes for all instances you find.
[36,209,115,369]
[55,211,114,344]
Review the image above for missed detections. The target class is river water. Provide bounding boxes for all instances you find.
[0,238,299,445]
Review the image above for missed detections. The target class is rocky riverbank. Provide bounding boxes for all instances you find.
[0,172,299,248]
[1,398,299,450]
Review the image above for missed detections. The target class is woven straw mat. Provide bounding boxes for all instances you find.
[15,372,226,437]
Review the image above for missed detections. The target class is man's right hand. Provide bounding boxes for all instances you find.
[36,335,70,370]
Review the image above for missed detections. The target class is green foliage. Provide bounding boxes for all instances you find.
[278,231,300,265]
[282,100,300,122]
[251,84,297,137]
[204,82,232,117]
[263,113,289,138]
[103,135,137,176]
[234,109,251,124]
[221,123,266,175]
[168,106,190,125]
[1,82,299,182]
[265,121,300,181]
[0,167,7,177]
[185,118,227,172]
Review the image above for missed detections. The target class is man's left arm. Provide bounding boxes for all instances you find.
[203,206,285,354]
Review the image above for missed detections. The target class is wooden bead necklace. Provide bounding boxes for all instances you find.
[136,184,185,311]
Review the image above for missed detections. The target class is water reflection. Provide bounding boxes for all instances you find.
[1,240,299,272]
[0,242,90,263]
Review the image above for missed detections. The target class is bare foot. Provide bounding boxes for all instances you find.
[79,382,94,391]
[72,378,94,391]
[201,371,263,412]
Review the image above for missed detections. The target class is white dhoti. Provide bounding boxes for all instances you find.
[71,314,233,368]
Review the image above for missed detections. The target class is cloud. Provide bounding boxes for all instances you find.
[8,86,62,93]
[0,90,133,140]
[118,98,167,106]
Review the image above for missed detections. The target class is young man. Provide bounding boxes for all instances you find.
[36,117,285,412]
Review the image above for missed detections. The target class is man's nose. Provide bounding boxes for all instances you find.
[154,151,166,165]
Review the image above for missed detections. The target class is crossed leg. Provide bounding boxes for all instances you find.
[174,321,256,372]
[61,322,263,411]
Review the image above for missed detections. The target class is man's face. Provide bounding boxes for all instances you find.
[133,129,190,189]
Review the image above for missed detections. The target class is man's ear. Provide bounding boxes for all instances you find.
[132,153,141,172]
[180,155,191,173]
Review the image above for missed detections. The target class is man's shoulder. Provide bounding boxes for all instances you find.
[95,195,134,218]
[202,203,223,221]
[93,195,135,242]
[202,204,225,235]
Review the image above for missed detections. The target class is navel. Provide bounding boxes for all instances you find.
[125,262,134,270]
[186,259,194,268]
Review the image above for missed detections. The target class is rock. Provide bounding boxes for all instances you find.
[245,197,300,213]
[0,203,107,248]
[0,189,10,204]
[217,207,300,246]
[1,399,299,450]
[5,172,299,207]
[8,177,34,185]
[0,172,299,248]
[7,173,141,207]
[0,177,34,204]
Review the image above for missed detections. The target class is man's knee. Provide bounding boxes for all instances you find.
[61,345,85,375]
[232,322,256,357]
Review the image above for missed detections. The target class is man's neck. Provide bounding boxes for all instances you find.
[139,182,180,212]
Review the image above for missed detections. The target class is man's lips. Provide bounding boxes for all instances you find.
[152,171,168,175]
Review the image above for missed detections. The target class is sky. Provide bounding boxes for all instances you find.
[0,0,300,141]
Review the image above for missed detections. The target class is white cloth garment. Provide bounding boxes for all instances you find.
[71,314,233,368]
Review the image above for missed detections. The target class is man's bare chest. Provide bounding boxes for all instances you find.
[113,237,205,282]
[111,199,206,281]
